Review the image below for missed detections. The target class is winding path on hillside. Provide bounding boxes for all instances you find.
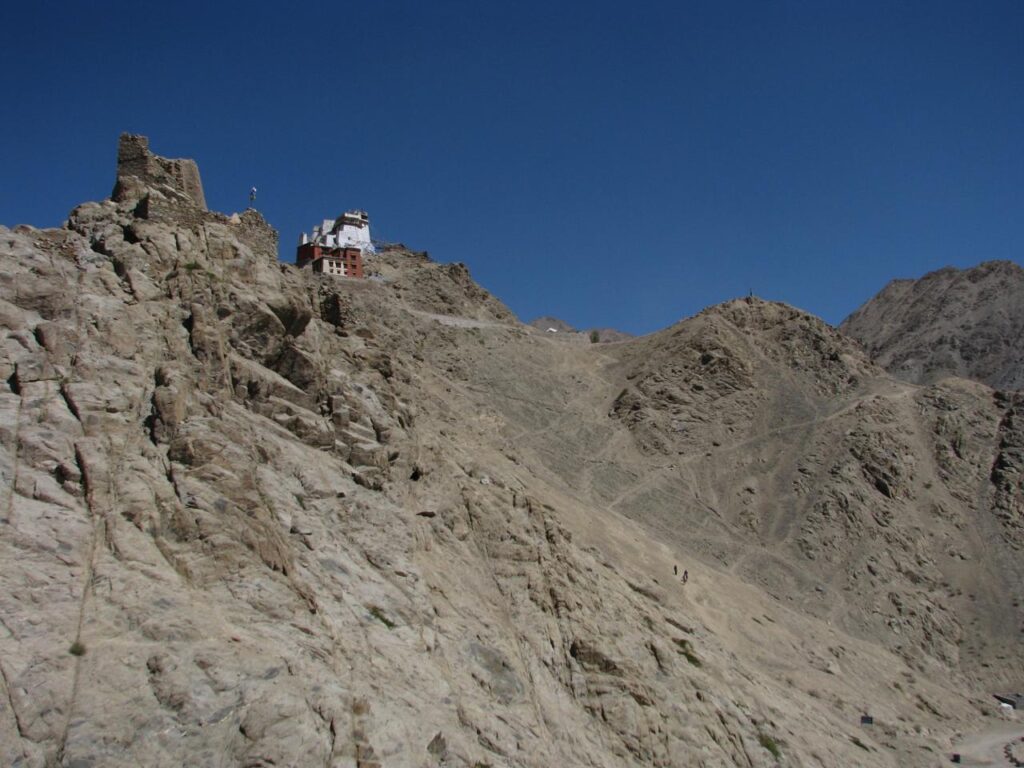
[951,722,1024,766]
[406,308,516,329]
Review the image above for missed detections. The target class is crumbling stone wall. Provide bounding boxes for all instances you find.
[236,208,279,262]
[113,133,207,210]
[107,134,278,262]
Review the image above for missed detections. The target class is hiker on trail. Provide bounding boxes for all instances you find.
[682,570,689,584]
[674,564,678,576]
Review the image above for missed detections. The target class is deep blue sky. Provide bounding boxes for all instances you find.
[2,2,1022,333]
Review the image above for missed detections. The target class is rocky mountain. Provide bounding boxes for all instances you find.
[840,260,1024,390]
[1,135,1022,767]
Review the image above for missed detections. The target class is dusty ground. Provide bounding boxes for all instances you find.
[951,718,1024,766]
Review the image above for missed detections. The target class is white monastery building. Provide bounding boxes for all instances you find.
[296,210,374,277]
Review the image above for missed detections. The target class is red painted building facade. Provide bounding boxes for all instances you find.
[296,210,372,278]
[295,243,364,277]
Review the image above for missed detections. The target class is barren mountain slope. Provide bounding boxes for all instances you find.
[436,295,1024,683]
[840,260,1024,390]
[1,138,1021,768]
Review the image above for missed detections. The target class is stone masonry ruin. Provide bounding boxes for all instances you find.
[113,134,207,210]
[109,133,278,261]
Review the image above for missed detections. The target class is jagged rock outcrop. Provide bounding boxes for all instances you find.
[1,137,1021,768]
[840,260,1024,390]
[991,391,1024,546]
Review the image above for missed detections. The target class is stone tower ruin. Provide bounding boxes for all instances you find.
[105,133,278,262]
[112,133,207,210]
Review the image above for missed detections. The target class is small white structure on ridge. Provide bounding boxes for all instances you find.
[296,210,375,277]
[299,210,374,252]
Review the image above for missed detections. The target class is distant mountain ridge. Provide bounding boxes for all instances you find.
[841,260,1024,390]
[527,315,577,333]
[527,315,635,343]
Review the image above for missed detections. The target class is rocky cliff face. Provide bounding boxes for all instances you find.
[840,260,1024,390]
[1,138,1021,768]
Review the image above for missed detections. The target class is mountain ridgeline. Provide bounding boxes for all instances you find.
[0,136,1021,767]
[841,260,1024,391]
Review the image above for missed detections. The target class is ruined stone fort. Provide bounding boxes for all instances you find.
[111,134,278,262]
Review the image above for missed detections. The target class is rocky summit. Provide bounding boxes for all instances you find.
[841,260,1024,390]
[1,136,1022,767]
